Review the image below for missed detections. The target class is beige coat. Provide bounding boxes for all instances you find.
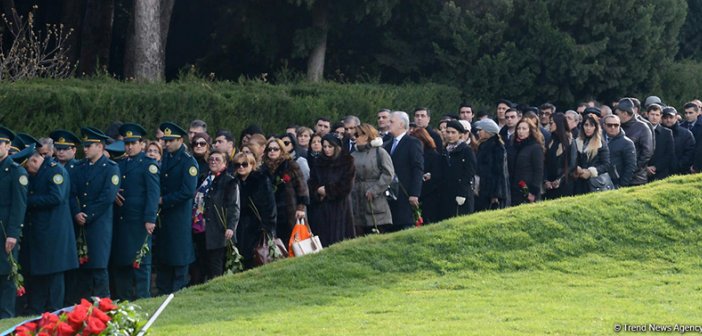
[351,141,395,227]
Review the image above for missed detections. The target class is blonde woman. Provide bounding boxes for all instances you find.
[573,114,610,195]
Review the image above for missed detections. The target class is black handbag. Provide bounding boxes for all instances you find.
[588,172,615,192]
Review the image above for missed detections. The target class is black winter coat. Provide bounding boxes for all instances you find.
[445,142,476,215]
[606,130,636,187]
[475,135,510,210]
[420,147,447,223]
[236,171,276,268]
[649,126,676,181]
[308,152,356,246]
[543,137,577,199]
[507,137,544,206]
[668,123,696,174]
[573,137,610,195]
[203,172,240,250]
[620,117,653,185]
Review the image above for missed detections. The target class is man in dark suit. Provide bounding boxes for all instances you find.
[342,115,360,153]
[384,111,424,230]
[646,104,675,181]
[377,109,393,142]
[156,122,198,294]
[68,127,120,302]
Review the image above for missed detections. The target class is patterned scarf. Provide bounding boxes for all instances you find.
[192,172,218,233]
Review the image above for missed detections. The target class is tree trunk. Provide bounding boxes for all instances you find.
[61,0,85,66]
[78,0,114,75]
[132,0,162,81]
[306,0,328,82]
[159,0,175,74]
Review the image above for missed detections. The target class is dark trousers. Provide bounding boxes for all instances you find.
[28,272,64,315]
[65,268,109,304]
[156,265,189,294]
[112,265,151,301]
[0,275,16,319]
[191,243,226,285]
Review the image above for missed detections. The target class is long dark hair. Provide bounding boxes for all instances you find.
[551,113,571,148]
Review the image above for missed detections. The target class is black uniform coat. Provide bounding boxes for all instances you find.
[26,158,78,275]
[112,152,160,266]
[156,144,197,266]
[0,157,27,275]
[69,155,120,269]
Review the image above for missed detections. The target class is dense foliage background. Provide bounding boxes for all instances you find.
[1,0,702,111]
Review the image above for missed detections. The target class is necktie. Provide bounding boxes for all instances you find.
[391,138,399,155]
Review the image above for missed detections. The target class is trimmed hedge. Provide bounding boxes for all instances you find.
[0,79,462,139]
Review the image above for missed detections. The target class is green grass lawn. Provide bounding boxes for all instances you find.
[3,175,702,335]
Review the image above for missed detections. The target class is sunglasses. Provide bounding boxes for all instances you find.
[233,162,250,169]
[605,123,620,128]
[208,157,224,163]
[266,147,281,152]
[193,141,208,147]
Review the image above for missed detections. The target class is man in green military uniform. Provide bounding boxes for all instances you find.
[111,123,159,300]
[155,122,197,294]
[0,126,28,319]
[18,145,78,314]
[67,127,120,303]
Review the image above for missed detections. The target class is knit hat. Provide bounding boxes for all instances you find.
[473,119,500,135]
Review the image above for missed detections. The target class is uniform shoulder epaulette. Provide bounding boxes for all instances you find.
[183,151,193,158]
[107,159,118,166]
[9,161,19,168]
[50,161,58,167]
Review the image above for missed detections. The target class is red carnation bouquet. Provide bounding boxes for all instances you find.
[11,297,148,336]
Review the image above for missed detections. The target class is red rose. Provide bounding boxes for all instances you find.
[40,312,59,326]
[133,261,141,269]
[98,297,117,312]
[518,180,527,189]
[16,285,25,297]
[14,329,32,336]
[16,322,37,332]
[68,304,89,327]
[281,174,291,183]
[79,256,89,264]
[91,306,111,323]
[57,322,76,336]
[84,316,107,335]
[37,332,51,336]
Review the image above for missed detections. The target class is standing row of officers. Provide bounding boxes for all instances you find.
[0,121,199,319]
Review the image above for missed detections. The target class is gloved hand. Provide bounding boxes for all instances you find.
[455,196,466,206]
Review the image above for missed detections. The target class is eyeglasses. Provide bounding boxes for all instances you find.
[233,162,250,169]
[266,147,281,153]
[605,123,620,128]
[208,157,224,163]
[193,141,208,147]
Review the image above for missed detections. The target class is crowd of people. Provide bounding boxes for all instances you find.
[0,94,701,319]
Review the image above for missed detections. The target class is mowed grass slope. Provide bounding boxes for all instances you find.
[4,175,702,335]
